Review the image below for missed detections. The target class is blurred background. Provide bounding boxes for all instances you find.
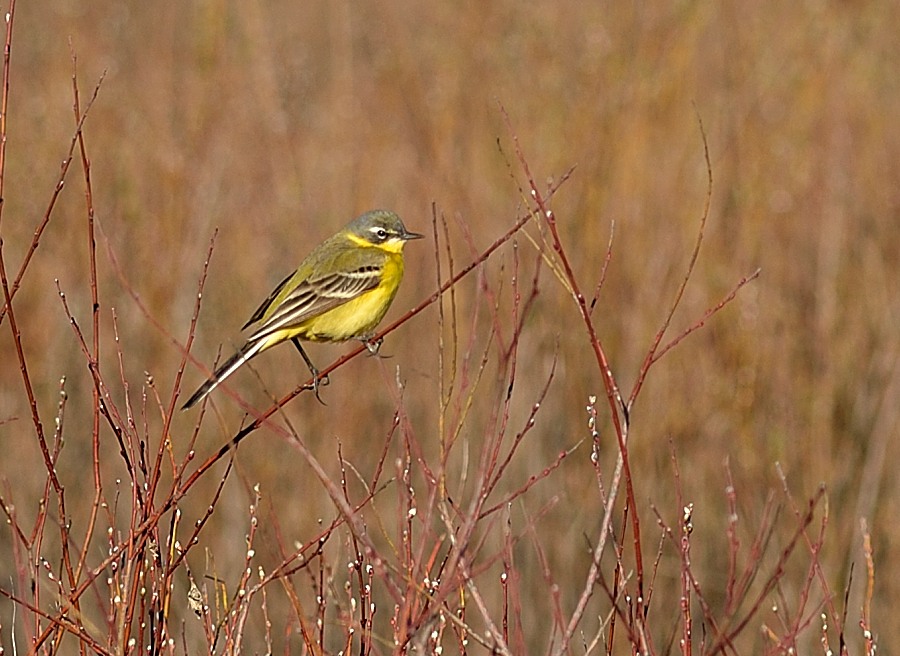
[2,0,898,652]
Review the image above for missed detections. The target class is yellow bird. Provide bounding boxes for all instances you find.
[182,209,423,410]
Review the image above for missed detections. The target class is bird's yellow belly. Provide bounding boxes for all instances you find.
[302,287,396,341]
[299,254,404,342]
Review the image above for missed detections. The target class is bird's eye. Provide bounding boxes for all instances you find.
[375,228,388,240]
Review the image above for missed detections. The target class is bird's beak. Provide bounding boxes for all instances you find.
[402,229,425,241]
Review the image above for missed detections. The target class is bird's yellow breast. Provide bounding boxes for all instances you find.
[299,250,405,342]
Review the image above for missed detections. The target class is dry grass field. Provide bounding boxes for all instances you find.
[1,1,898,653]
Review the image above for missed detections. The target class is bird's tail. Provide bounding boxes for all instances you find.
[181,340,267,410]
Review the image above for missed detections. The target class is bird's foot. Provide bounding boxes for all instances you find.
[303,370,331,405]
[361,335,384,357]
[291,336,329,404]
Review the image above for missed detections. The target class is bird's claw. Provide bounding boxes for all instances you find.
[362,336,384,356]
[303,371,330,405]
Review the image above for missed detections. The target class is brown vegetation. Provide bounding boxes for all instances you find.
[0,2,896,653]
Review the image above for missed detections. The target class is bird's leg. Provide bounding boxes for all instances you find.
[291,338,329,404]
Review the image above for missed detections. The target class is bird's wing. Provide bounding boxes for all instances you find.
[242,270,295,330]
[246,263,383,343]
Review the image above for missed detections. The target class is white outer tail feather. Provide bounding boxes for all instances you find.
[181,339,267,409]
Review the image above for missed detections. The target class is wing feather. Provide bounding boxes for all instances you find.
[242,270,295,330]
[247,264,383,343]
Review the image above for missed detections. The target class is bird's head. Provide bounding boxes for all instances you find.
[348,210,424,252]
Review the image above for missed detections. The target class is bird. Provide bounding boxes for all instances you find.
[181,209,423,410]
